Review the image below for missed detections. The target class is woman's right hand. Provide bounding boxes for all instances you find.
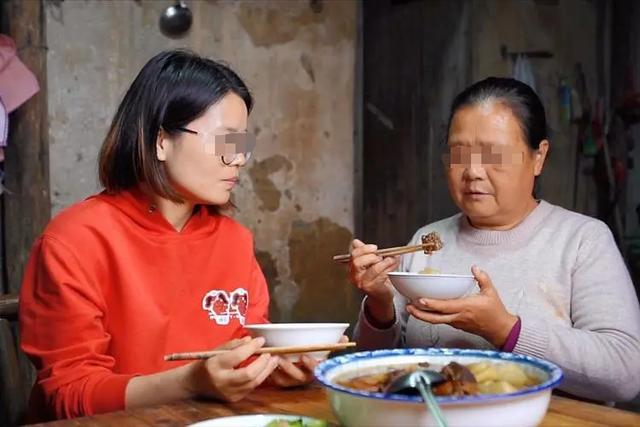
[183,336,279,402]
[348,239,399,325]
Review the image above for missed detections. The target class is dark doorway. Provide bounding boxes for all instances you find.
[360,0,470,247]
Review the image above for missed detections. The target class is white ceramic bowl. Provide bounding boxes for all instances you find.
[244,323,349,360]
[387,272,476,301]
[315,348,563,427]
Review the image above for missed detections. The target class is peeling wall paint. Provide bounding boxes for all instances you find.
[248,155,293,212]
[236,0,352,48]
[288,217,355,323]
[46,0,357,325]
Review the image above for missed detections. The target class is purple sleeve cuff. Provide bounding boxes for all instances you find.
[501,317,521,352]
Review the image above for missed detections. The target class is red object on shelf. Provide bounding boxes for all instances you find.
[618,92,640,126]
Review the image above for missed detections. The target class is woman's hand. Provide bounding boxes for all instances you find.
[348,239,399,325]
[267,355,318,388]
[406,266,518,348]
[183,336,279,402]
[266,335,349,388]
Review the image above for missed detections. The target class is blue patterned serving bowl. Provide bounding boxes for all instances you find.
[315,348,563,427]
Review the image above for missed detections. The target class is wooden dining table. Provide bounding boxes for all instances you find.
[31,384,640,427]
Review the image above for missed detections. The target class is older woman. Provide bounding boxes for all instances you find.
[349,77,640,402]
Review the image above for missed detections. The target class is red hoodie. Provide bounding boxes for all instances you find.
[19,188,269,421]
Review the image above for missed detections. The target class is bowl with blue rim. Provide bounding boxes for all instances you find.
[314,348,563,427]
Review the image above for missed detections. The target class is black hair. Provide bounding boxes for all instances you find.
[446,77,548,150]
[99,49,253,202]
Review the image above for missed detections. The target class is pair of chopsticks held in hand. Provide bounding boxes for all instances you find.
[332,231,444,264]
[165,341,356,362]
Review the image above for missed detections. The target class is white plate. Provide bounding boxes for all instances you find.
[188,413,328,427]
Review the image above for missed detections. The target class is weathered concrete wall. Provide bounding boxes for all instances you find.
[46,0,357,324]
[471,0,599,211]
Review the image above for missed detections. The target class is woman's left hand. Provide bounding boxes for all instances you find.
[406,266,518,348]
[268,355,318,388]
[266,335,349,388]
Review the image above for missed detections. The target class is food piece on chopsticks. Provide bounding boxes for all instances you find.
[421,231,444,255]
[417,231,443,274]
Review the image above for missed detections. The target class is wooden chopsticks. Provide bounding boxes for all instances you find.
[164,342,356,361]
[332,232,443,264]
[332,243,425,263]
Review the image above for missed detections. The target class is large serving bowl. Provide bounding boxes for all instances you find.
[387,272,476,301]
[315,348,563,427]
[244,323,349,360]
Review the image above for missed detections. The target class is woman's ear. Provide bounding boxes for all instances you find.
[156,129,169,162]
[533,140,549,176]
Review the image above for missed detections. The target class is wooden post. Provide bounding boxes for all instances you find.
[0,318,22,426]
[1,0,50,295]
[0,3,47,420]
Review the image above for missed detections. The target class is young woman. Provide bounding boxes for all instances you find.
[19,50,316,421]
[349,77,640,402]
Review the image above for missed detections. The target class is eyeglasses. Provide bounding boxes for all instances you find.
[176,127,256,165]
[442,145,525,168]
